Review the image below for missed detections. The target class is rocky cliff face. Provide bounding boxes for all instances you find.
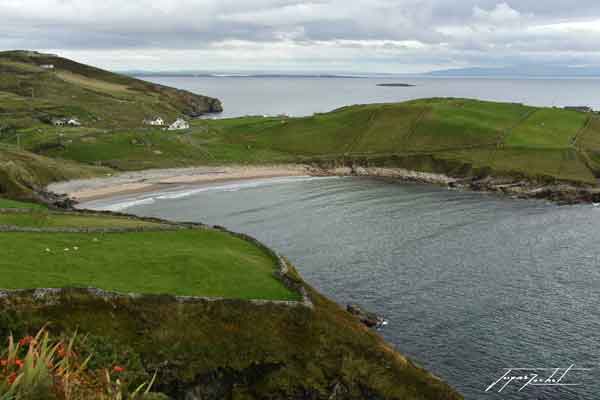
[147,83,223,116]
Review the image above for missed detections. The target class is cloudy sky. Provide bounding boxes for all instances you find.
[1,0,600,72]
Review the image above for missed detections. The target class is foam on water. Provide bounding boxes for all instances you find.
[80,176,336,212]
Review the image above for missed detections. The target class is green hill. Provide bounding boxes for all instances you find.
[1,52,597,186]
[7,96,597,185]
[0,50,222,131]
[201,99,599,184]
[0,203,461,400]
[0,143,109,201]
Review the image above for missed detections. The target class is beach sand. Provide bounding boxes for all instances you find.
[48,165,311,202]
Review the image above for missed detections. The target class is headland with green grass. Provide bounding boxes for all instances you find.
[0,200,462,399]
[0,207,298,300]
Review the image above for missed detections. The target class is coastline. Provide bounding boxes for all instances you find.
[47,163,600,206]
[311,165,600,205]
[48,165,311,202]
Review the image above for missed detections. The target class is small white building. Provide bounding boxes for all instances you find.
[67,118,81,127]
[168,118,190,131]
[52,117,81,127]
[40,64,55,70]
[144,117,165,126]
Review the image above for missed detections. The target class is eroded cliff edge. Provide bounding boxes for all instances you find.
[0,254,462,400]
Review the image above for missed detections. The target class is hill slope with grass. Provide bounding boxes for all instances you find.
[0,203,462,399]
[0,53,597,189]
[0,50,222,131]
[0,143,109,201]
[10,96,598,189]
[199,99,600,185]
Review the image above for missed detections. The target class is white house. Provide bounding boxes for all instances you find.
[67,118,81,127]
[51,117,81,127]
[40,64,55,70]
[168,118,190,131]
[144,117,165,126]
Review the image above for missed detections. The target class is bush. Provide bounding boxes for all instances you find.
[0,328,158,400]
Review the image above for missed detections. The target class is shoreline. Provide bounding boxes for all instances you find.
[48,165,311,202]
[47,163,600,207]
[312,165,600,205]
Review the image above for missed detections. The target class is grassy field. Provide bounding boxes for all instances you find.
[0,210,162,228]
[0,212,297,300]
[9,97,598,183]
[5,98,597,184]
[0,198,46,209]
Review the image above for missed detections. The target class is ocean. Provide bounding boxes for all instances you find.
[142,75,600,118]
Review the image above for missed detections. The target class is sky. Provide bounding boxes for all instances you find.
[1,0,600,73]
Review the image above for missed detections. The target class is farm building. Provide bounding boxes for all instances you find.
[144,117,165,126]
[52,117,81,127]
[168,118,190,131]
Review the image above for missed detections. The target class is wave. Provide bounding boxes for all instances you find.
[84,176,337,212]
[87,197,156,212]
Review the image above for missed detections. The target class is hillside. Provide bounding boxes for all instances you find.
[0,50,222,131]
[7,96,599,187]
[201,99,600,185]
[0,202,462,399]
[0,143,109,201]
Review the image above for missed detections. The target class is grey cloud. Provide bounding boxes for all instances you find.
[1,0,600,71]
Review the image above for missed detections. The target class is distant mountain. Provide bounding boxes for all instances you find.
[427,66,600,77]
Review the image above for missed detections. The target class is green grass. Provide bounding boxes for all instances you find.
[0,229,298,300]
[0,211,160,228]
[505,108,587,149]
[0,144,110,199]
[406,98,532,151]
[0,198,46,209]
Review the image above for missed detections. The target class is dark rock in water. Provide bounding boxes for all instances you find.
[347,304,387,329]
[377,83,415,87]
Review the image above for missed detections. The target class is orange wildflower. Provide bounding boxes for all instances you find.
[18,336,34,347]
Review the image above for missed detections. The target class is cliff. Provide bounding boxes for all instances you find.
[0,281,461,400]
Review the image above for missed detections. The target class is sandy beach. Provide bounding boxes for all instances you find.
[48,165,311,202]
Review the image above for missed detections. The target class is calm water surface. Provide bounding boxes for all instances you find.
[85,177,600,400]
[144,76,600,117]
